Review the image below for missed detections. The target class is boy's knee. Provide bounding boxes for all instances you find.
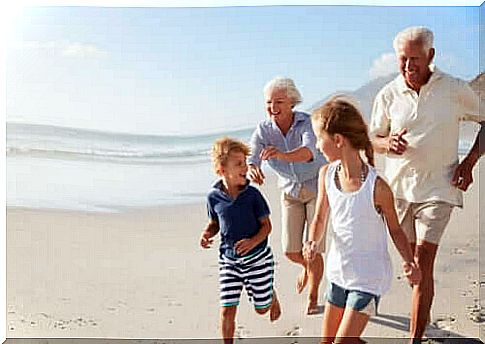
[220,306,237,320]
[255,307,270,315]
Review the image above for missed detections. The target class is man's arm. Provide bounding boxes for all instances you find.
[451,121,485,191]
[372,128,409,155]
[369,89,410,155]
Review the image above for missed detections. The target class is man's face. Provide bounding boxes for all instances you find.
[397,40,434,91]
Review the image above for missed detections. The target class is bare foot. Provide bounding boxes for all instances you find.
[306,298,319,315]
[296,268,308,294]
[270,292,281,322]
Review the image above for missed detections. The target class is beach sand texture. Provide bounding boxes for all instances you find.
[6,159,484,342]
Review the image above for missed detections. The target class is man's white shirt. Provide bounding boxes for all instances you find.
[370,67,483,207]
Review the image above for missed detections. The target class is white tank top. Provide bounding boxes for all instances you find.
[325,160,392,296]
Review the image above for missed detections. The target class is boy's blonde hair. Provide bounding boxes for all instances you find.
[311,95,374,166]
[211,137,250,175]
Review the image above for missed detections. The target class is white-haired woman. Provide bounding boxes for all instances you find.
[248,77,327,315]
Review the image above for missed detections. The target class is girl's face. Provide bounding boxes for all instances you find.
[316,131,341,162]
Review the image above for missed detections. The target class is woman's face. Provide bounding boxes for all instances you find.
[265,87,294,124]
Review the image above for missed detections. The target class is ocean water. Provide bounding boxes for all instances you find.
[6,122,476,213]
[7,122,254,212]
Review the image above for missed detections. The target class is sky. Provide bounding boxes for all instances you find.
[4,2,483,136]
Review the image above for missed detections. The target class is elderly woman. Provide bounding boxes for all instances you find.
[248,77,327,315]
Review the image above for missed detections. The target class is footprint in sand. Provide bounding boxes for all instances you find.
[235,325,250,338]
[52,317,98,330]
[432,314,457,330]
[451,248,465,255]
[285,325,302,336]
[467,303,485,323]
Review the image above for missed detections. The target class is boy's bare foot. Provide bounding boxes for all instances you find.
[296,268,308,294]
[270,292,281,322]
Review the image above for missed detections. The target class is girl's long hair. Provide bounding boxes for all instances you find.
[312,96,374,166]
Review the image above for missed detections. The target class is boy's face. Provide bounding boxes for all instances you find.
[220,151,248,188]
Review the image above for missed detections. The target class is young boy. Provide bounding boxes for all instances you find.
[200,137,281,344]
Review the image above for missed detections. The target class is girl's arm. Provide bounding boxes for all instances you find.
[235,217,271,256]
[303,164,330,261]
[375,177,421,284]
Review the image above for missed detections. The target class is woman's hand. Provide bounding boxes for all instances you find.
[260,146,284,161]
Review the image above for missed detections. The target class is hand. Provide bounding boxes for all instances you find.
[260,146,284,161]
[200,232,213,249]
[248,164,265,185]
[403,261,421,286]
[451,157,476,191]
[234,238,257,256]
[387,128,408,155]
[302,240,317,262]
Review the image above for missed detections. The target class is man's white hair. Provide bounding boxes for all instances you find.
[393,26,434,53]
[264,77,302,106]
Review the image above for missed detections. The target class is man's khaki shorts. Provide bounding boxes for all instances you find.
[395,199,454,245]
[281,186,325,253]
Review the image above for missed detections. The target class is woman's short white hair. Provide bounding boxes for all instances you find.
[393,26,434,53]
[263,77,302,106]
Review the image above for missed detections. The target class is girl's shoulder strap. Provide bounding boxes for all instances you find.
[324,160,340,191]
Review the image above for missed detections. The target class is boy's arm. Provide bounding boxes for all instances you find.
[200,219,219,249]
[303,165,329,261]
[375,177,420,285]
[234,216,271,256]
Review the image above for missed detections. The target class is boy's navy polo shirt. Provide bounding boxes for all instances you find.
[207,179,270,259]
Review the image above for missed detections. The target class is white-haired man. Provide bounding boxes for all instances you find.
[370,26,484,342]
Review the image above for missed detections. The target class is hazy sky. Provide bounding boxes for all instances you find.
[5,2,482,135]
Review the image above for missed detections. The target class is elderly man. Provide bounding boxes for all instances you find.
[370,26,484,341]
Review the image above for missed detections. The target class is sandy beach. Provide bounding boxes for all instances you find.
[6,159,484,343]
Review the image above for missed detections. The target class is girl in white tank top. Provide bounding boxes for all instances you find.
[303,96,421,344]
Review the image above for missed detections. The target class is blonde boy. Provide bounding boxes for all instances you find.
[200,137,281,344]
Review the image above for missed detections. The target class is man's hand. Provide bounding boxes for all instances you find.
[200,232,214,249]
[388,128,408,155]
[248,164,265,185]
[260,146,284,161]
[234,238,258,256]
[451,157,476,191]
[403,261,421,286]
[302,240,317,262]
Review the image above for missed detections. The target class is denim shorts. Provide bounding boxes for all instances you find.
[326,282,379,316]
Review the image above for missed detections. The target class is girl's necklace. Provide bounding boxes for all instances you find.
[334,162,367,191]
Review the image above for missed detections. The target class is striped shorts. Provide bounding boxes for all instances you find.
[219,246,275,309]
